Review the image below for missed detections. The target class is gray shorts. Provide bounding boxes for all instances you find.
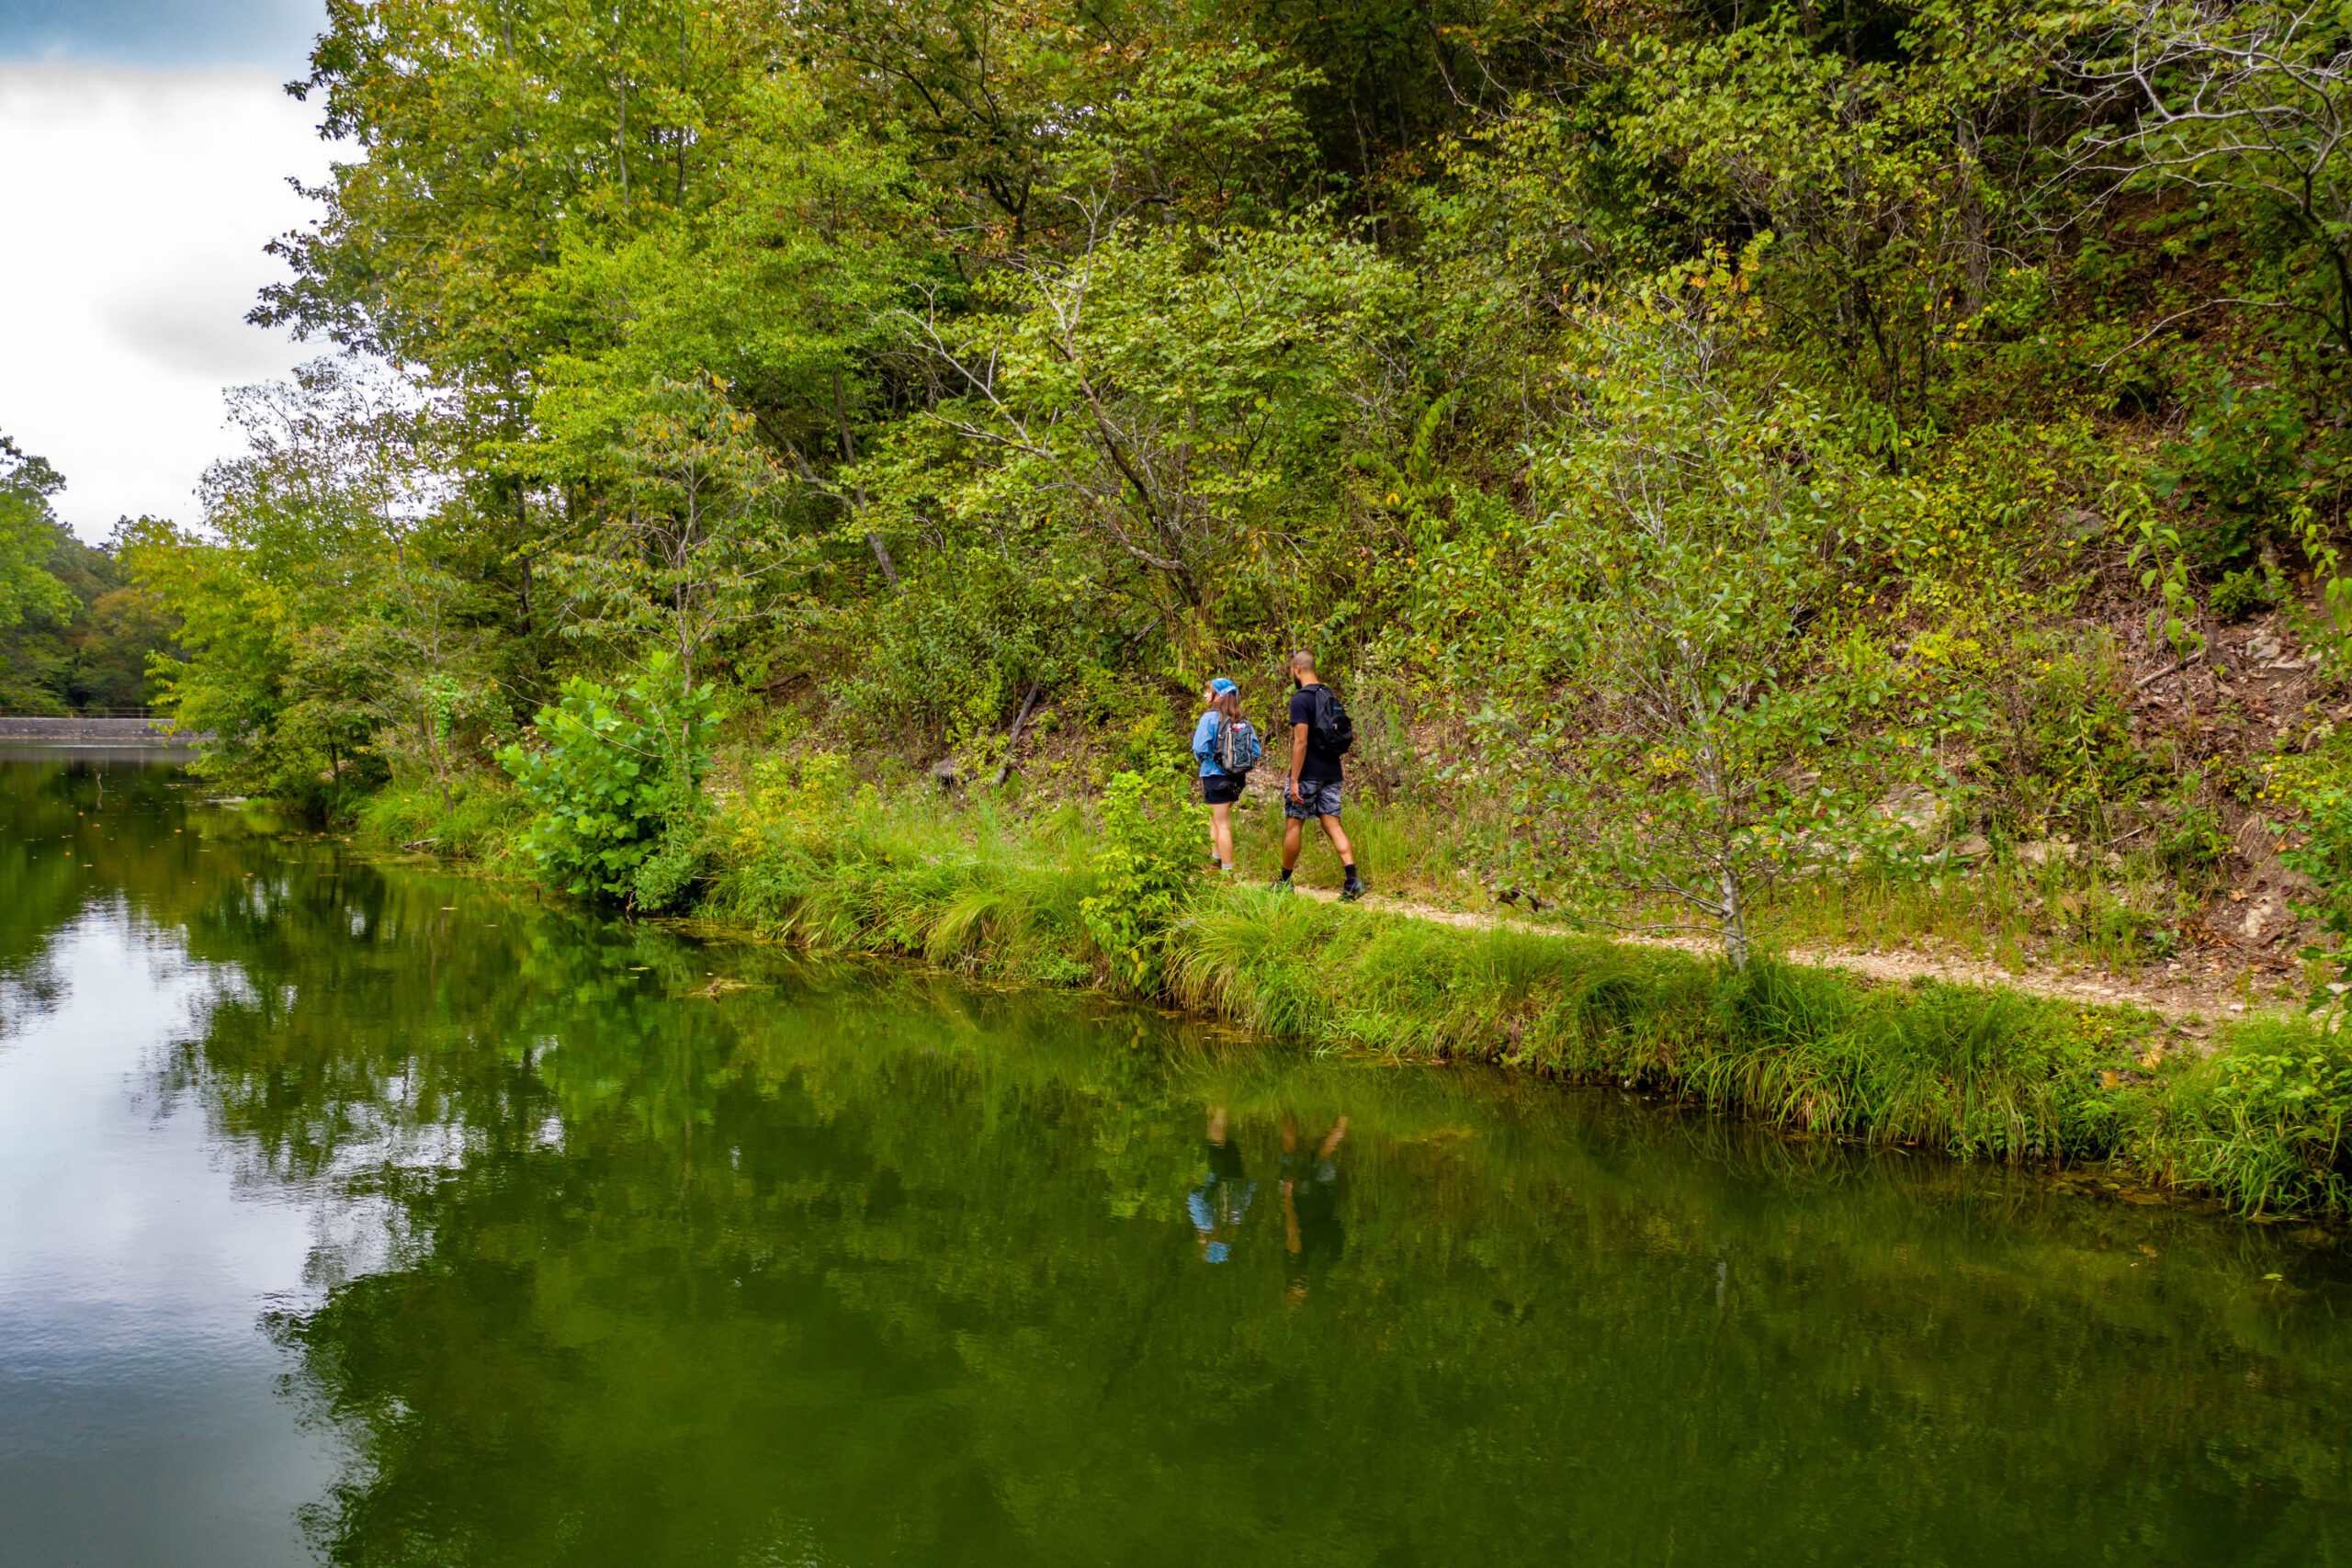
[1283,780,1343,819]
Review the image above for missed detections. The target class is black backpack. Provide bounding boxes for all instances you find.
[1310,685,1354,756]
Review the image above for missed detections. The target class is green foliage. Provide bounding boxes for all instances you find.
[2136,1016,2352,1216]
[127,361,470,814]
[128,0,2352,1019]
[2080,0,2352,367]
[2021,641,2153,824]
[901,217,1404,613]
[352,776,531,863]
[1625,0,2061,418]
[1497,280,1928,963]
[2211,566,2283,621]
[2150,381,2312,569]
[2272,750,2352,1000]
[537,374,800,689]
[0,510,174,716]
[0,434,74,633]
[1079,771,1202,992]
[834,547,1095,743]
[702,772,1096,987]
[2155,795,2230,884]
[499,654,717,906]
[2117,479,2208,660]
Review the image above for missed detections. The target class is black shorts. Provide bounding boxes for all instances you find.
[1201,774,1244,806]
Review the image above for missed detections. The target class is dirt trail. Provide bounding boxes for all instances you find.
[1289,885,2258,1031]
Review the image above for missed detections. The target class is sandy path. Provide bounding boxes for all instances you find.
[1288,885,2252,1030]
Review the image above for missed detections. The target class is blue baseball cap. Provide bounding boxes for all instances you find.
[1210,677,1238,694]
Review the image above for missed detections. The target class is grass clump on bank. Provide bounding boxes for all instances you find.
[353,780,532,867]
[699,762,1099,987]
[2132,1015,2352,1217]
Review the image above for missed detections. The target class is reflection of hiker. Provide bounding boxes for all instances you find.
[1273,651,1365,900]
[1191,678,1261,874]
[1186,1106,1256,1264]
[1280,1111,1348,1303]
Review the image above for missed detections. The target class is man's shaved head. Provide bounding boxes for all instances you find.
[1289,650,1316,676]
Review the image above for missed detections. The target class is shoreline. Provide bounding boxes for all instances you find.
[336,788,2351,1223]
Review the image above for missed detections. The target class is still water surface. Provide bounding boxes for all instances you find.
[1,752,2348,1566]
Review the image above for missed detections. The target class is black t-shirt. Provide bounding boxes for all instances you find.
[1288,684,1344,784]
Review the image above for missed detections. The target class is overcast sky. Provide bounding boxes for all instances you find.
[0,0,334,539]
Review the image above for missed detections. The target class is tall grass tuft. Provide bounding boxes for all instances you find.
[2131,1014,2352,1215]
[353,778,531,866]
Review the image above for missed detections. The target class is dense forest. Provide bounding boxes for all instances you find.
[19,0,2352,979]
[0,438,170,715]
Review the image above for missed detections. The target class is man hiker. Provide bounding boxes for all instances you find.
[1274,650,1367,900]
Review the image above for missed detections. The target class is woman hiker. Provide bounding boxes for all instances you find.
[1191,676,1256,874]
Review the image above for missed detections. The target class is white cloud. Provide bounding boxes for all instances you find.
[0,62,334,539]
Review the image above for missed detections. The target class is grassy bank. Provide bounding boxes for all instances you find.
[351,773,2352,1220]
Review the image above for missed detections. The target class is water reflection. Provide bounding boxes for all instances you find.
[1279,1112,1348,1303]
[1188,1105,1255,1263]
[2,751,2351,1566]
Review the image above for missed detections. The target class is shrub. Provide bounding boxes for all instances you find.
[2272,751,2352,998]
[498,653,718,906]
[2210,566,2282,621]
[2135,1016,2352,1215]
[2155,794,2229,885]
[1080,770,1202,992]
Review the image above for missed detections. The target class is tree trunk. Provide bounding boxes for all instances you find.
[993,682,1045,787]
[1719,867,1750,971]
[830,367,899,589]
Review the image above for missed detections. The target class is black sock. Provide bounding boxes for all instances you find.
[1278,868,1293,881]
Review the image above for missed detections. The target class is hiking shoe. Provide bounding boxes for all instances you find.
[1268,876,1295,894]
[1340,875,1368,902]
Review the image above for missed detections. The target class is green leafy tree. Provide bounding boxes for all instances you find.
[131,360,441,807]
[537,375,797,755]
[529,73,933,587]
[2075,0,2352,368]
[1506,286,1924,966]
[1627,0,2066,426]
[906,217,1403,613]
[0,435,74,634]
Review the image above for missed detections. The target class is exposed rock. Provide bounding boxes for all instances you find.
[2239,890,2288,946]
[1876,786,1948,839]
[2246,632,2284,662]
[2017,839,2076,869]
[930,759,965,791]
[2058,507,2107,540]
[1948,833,1992,862]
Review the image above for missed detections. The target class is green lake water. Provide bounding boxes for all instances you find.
[2,750,2348,1566]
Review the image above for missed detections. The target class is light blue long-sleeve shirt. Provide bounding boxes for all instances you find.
[1191,710,1227,777]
